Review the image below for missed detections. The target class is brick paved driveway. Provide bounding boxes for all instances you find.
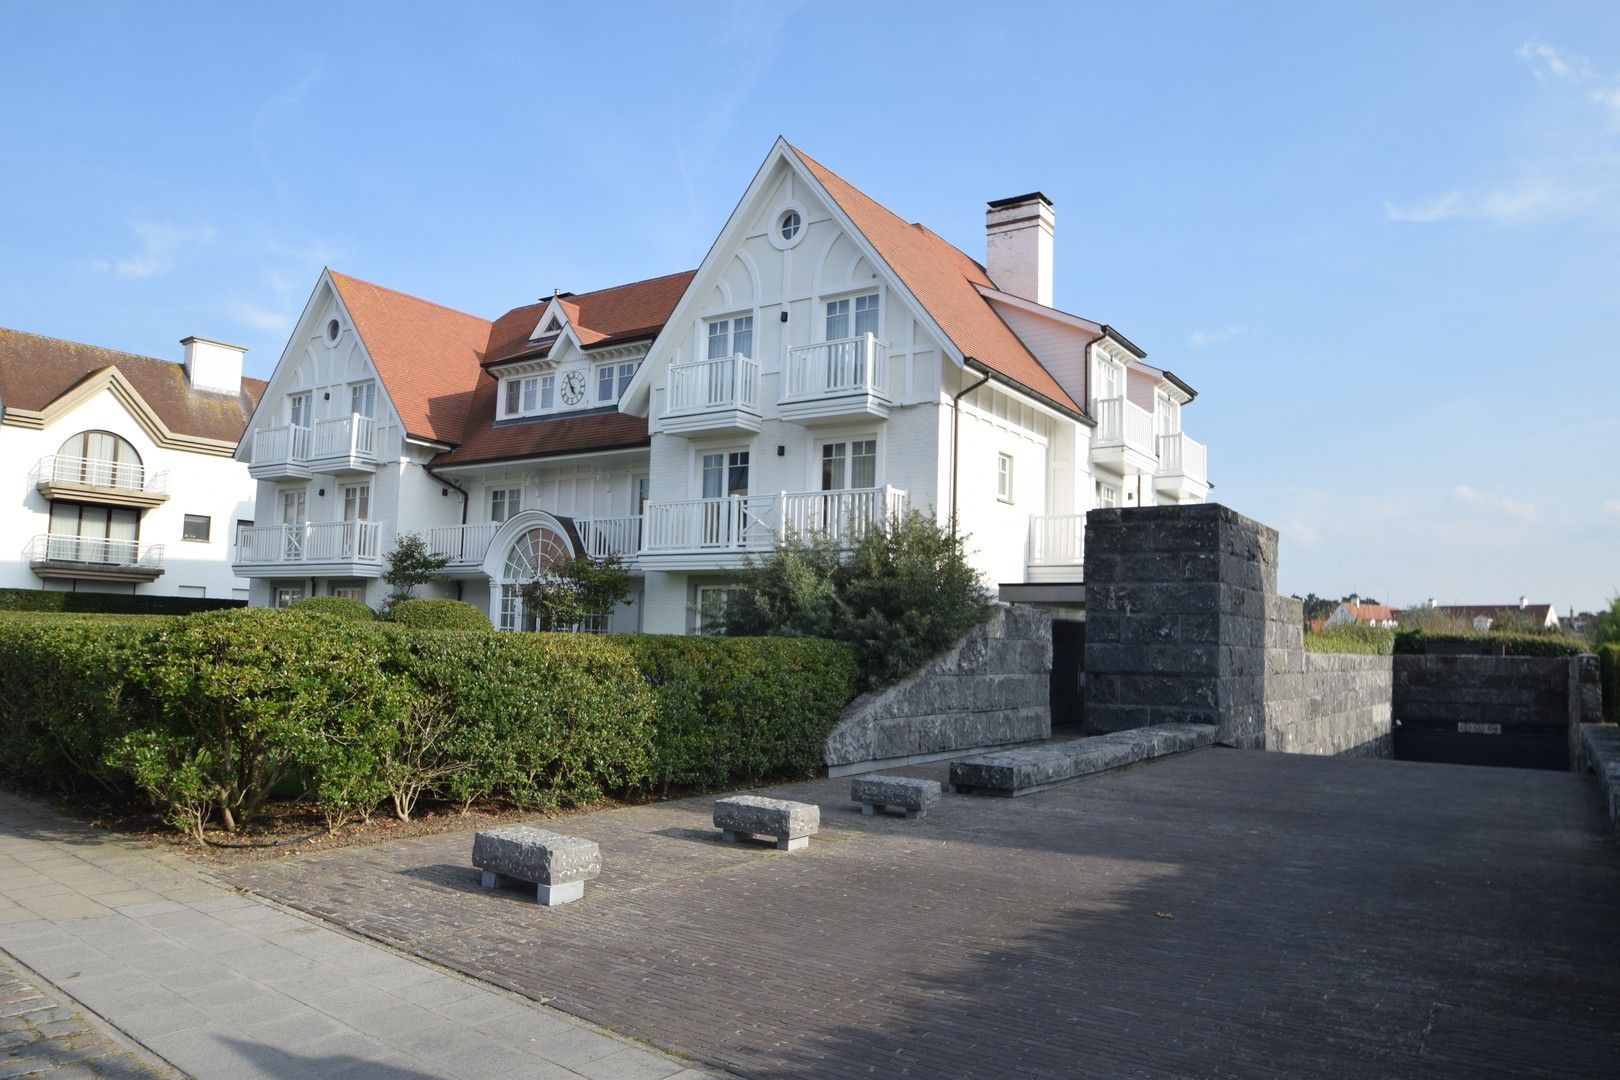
[227,749,1620,1078]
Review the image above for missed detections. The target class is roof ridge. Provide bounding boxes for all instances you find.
[0,326,268,392]
[327,269,490,325]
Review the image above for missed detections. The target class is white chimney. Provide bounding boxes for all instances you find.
[180,336,246,396]
[1519,595,1528,609]
[986,192,1054,306]
[1428,597,1438,608]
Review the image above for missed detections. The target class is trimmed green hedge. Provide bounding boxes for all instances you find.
[1602,645,1620,725]
[291,596,376,621]
[385,598,489,630]
[0,610,857,838]
[1393,628,1590,657]
[0,587,242,616]
[1303,625,1395,655]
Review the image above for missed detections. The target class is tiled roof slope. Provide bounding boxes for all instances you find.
[485,271,697,366]
[328,271,490,445]
[1341,602,1398,624]
[0,327,266,442]
[1437,604,1556,624]
[789,145,1083,415]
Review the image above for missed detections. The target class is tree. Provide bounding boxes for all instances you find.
[518,554,632,632]
[382,533,451,608]
[1590,594,1620,648]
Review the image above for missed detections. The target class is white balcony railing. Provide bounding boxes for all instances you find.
[1093,396,1156,454]
[311,414,376,461]
[31,455,166,494]
[665,354,759,415]
[574,515,643,560]
[644,487,904,554]
[1156,432,1209,484]
[236,521,382,565]
[29,534,164,569]
[251,424,313,468]
[783,334,889,401]
[423,522,501,567]
[1027,514,1086,568]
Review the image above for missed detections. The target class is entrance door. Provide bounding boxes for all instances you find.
[280,488,307,560]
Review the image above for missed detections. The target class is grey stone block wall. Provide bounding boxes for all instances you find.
[1268,652,1395,757]
[1392,655,1572,730]
[823,604,1052,773]
[1084,504,1277,748]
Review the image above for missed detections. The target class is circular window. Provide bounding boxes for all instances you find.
[326,319,340,342]
[778,210,801,242]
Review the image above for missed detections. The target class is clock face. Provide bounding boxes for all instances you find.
[560,369,587,405]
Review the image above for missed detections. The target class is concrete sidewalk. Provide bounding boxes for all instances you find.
[0,792,715,1079]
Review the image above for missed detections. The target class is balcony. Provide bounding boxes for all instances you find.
[306,414,377,475]
[1026,514,1085,583]
[248,424,313,480]
[234,520,383,576]
[1091,396,1158,473]
[424,522,502,570]
[779,334,890,425]
[574,515,643,563]
[663,355,761,436]
[31,455,168,509]
[29,534,165,583]
[642,486,905,569]
[1154,432,1210,502]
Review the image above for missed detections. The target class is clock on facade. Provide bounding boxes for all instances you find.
[560,369,587,405]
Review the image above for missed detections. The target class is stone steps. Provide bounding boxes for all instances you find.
[949,724,1217,796]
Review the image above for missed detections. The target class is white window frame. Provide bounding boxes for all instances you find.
[705,314,755,361]
[341,482,371,522]
[698,447,751,499]
[181,514,212,543]
[490,487,523,523]
[997,453,1014,504]
[349,380,377,419]
[1095,481,1120,509]
[272,585,305,608]
[287,392,311,428]
[695,584,744,636]
[823,291,880,344]
[817,436,880,492]
[500,372,561,418]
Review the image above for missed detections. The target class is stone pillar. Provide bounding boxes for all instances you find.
[1082,504,1278,749]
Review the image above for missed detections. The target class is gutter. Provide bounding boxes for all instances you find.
[1099,324,1147,359]
[964,357,1093,426]
[424,462,471,601]
[949,363,992,536]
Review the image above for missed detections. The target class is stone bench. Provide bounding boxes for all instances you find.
[950,724,1217,797]
[472,825,601,906]
[714,795,819,852]
[851,775,942,819]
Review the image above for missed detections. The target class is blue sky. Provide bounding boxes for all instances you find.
[2,1,1616,610]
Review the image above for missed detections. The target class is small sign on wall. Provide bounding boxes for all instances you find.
[1457,722,1502,735]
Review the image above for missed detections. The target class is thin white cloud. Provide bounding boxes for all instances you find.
[1604,499,1620,518]
[1453,484,1537,522]
[1188,325,1245,348]
[224,301,291,334]
[1384,191,1465,223]
[89,221,217,278]
[1517,41,1592,83]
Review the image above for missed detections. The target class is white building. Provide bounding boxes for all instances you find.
[0,329,263,600]
[234,140,1211,632]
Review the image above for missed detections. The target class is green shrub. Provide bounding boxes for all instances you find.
[1601,645,1620,725]
[113,609,404,839]
[0,587,241,616]
[384,598,489,631]
[615,635,859,790]
[291,596,376,621]
[1303,625,1395,655]
[1393,627,1590,657]
[725,510,990,690]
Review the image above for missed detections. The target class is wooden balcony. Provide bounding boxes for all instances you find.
[31,455,168,509]
[29,534,165,583]
[662,355,762,435]
[779,334,890,425]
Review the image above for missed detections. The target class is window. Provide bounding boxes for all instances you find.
[341,483,370,521]
[1094,358,1121,403]
[273,585,305,608]
[331,585,365,602]
[778,210,801,242]
[54,430,142,490]
[235,518,252,551]
[997,453,1014,503]
[350,381,376,419]
[706,315,754,361]
[182,514,211,542]
[502,373,559,417]
[280,488,307,524]
[1095,481,1119,508]
[490,487,522,522]
[594,361,637,404]
[696,586,743,636]
[617,361,636,398]
[540,374,555,410]
[326,319,340,342]
[1156,394,1181,438]
[46,503,138,564]
[701,450,750,498]
[597,364,616,404]
[826,293,879,342]
[504,379,521,416]
[288,393,311,428]
[544,316,562,334]
[821,440,877,491]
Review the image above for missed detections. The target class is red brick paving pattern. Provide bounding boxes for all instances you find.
[226,750,1620,1078]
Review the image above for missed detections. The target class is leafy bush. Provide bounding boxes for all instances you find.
[291,596,376,621]
[1393,627,1590,657]
[1601,645,1620,725]
[1304,625,1395,655]
[519,554,631,631]
[0,587,241,615]
[385,598,489,631]
[725,511,990,690]
[615,635,859,790]
[383,533,450,607]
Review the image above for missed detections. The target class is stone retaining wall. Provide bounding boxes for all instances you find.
[823,604,1052,775]
[1263,593,1393,756]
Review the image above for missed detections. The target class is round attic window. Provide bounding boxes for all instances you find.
[770,204,807,250]
[778,210,801,241]
[326,319,340,342]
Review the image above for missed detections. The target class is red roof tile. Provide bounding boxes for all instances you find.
[789,145,1082,414]
[328,271,490,445]
[484,271,697,367]
[0,327,265,443]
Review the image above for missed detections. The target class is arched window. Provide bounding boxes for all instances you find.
[497,525,572,630]
[55,431,143,490]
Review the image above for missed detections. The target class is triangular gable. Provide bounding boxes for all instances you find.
[9,365,238,455]
[528,296,572,344]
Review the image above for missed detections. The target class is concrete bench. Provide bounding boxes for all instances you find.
[472,825,601,906]
[714,795,819,852]
[950,724,1217,797]
[851,775,942,819]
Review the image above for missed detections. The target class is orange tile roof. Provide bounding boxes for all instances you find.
[0,327,266,442]
[1343,602,1398,624]
[790,145,1083,415]
[485,271,697,366]
[328,271,490,445]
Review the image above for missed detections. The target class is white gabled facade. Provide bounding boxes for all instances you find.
[235,140,1212,634]
[0,333,259,600]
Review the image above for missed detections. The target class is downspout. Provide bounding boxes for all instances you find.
[424,463,470,601]
[949,360,992,537]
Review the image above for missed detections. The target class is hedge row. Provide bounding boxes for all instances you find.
[1602,645,1620,725]
[0,610,857,838]
[1392,627,1590,657]
[0,587,243,616]
[1303,625,1395,655]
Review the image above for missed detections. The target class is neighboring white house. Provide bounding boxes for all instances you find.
[234,139,1212,632]
[1323,597,1400,629]
[0,328,264,600]
[1423,597,1561,632]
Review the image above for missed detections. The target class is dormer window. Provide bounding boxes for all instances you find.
[543,316,562,335]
